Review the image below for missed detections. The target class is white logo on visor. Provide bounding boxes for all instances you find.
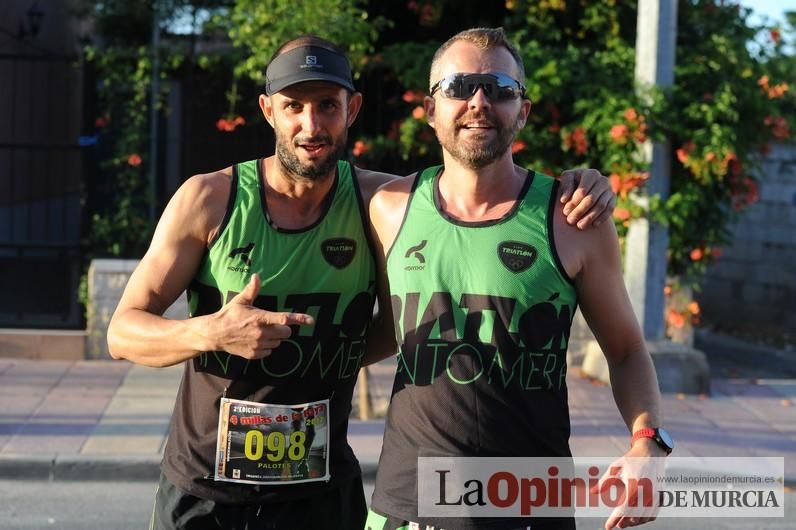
[305,56,317,65]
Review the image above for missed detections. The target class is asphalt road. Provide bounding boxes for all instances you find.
[0,480,792,530]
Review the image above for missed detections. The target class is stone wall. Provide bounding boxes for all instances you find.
[697,143,796,330]
[87,260,188,359]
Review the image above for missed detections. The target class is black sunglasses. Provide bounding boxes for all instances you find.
[430,72,526,102]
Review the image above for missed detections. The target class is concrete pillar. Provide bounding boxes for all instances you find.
[625,0,677,339]
[87,259,188,359]
[580,0,710,394]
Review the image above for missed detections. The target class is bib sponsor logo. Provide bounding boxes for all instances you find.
[321,238,356,269]
[404,239,427,271]
[497,241,537,273]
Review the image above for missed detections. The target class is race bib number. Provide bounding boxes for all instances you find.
[214,397,330,485]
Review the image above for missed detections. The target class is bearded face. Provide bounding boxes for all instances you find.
[433,107,524,169]
[265,82,356,183]
[274,128,347,181]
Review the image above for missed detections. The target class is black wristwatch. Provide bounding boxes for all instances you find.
[631,427,674,455]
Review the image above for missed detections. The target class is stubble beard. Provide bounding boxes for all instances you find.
[436,110,523,169]
[275,130,347,182]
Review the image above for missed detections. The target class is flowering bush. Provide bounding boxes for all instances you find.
[78,1,794,337]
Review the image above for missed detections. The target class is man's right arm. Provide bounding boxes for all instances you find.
[107,171,311,368]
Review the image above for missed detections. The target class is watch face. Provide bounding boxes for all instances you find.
[657,428,674,450]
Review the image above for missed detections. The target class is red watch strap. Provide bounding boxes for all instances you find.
[631,427,656,446]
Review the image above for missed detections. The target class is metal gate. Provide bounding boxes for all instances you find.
[0,52,86,328]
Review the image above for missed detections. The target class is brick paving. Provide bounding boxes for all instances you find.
[0,356,794,482]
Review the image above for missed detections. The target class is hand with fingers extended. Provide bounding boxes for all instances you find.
[558,168,617,229]
[206,273,314,359]
[592,443,667,529]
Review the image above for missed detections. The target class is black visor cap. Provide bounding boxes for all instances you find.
[265,45,355,95]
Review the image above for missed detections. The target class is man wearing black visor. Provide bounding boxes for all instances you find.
[108,34,616,530]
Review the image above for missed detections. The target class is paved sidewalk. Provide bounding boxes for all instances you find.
[1,356,794,483]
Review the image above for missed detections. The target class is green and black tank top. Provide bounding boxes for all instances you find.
[163,159,376,504]
[371,165,578,527]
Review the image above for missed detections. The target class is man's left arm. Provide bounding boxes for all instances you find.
[573,219,666,529]
[575,219,664,450]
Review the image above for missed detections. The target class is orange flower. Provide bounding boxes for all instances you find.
[127,153,142,167]
[216,115,246,132]
[690,248,703,261]
[620,172,648,196]
[412,106,425,120]
[663,285,672,296]
[352,140,370,157]
[511,139,527,154]
[613,207,631,221]
[667,309,686,329]
[676,141,695,164]
[705,152,716,161]
[564,127,589,155]
[623,108,638,122]
[633,121,648,143]
[767,83,789,99]
[402,90,425,104]
[687,301,700,315]
[609,173,621,194]
[757,75,770,89]
[610,124,629,143]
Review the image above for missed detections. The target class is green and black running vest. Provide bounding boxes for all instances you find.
[162,159,376,504]
[371,165,578,528]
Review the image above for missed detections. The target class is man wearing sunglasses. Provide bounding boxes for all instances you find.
[366,28,668,530]
[108,33,616,530]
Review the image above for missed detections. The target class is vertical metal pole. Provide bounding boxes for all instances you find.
[149,0,160,222]
[625,0,678,339]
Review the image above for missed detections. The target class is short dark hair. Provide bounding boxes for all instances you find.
[429,27,525,90]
